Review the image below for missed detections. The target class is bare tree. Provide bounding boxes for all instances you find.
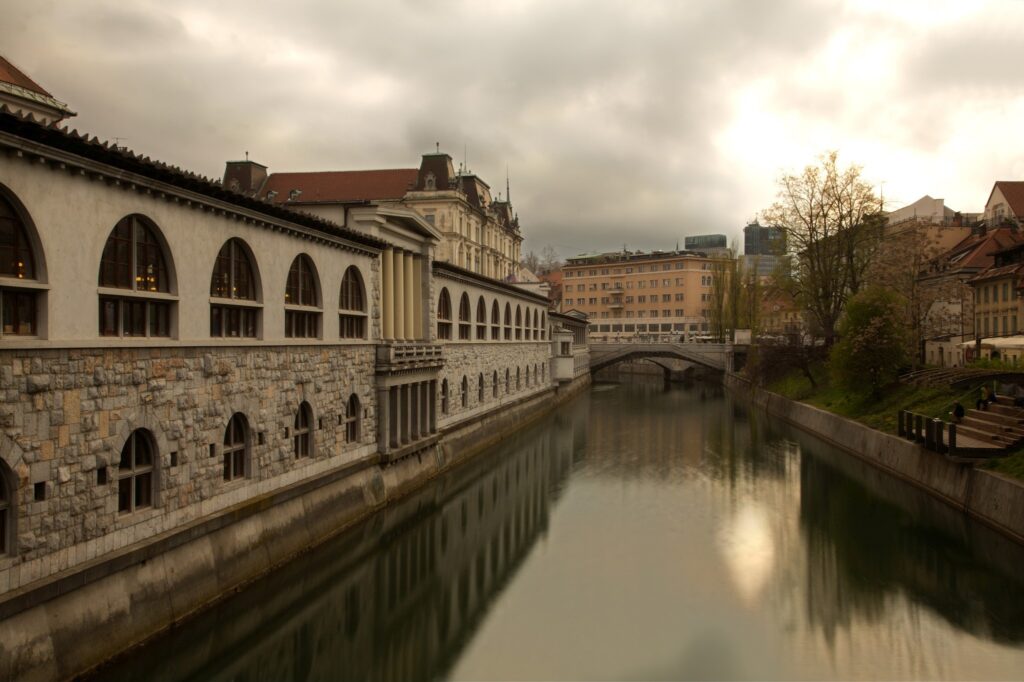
[521,250,540,273]
[539,245,562,273]
[762,152,883,346]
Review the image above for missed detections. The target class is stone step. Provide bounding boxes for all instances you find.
[967,409,1024,427]
[955,423,1016,446]
[962,416,1024,439]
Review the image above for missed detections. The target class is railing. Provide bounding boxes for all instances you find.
[376,342,444,369]
[897,410,954,454]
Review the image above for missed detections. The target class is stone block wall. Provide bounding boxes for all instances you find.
[0,344,377,594]
[437,342,553,429]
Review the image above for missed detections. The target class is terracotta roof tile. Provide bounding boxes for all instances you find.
[261,169,417,204]
[0,56,51,97]
[994,181,1024,218]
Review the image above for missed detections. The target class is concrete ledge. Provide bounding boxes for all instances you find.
[0,373,591,682]
[725,373,1024,545]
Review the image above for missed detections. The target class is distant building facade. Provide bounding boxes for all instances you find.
[743,222,785,256]
[561,250,721,339]
[223,152,523,281]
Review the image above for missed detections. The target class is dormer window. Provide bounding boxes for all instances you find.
[288,189,302,202]
[424,172,436,191]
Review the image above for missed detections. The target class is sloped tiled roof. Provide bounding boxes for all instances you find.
[260,169,418,204]
[943,227,1024,271]
[0,56,51,96]
[0,105,389,251]
[991,181,1024,218]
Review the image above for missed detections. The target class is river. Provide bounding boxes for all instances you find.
[91,379,1024,681]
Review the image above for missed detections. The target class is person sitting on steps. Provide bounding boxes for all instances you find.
[950,401,965,423]
[977,385,993,411]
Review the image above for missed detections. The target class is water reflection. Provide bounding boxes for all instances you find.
[93,380,1024,681]
[93,400,589,682]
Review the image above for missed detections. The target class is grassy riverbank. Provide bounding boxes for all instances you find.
[766,364,1024,481]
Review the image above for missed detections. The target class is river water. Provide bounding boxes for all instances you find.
[93,379,1024,681]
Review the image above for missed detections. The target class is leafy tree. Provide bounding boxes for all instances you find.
[830,287,909,398]
[762,152,884,346]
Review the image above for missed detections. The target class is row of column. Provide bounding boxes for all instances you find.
[382,248,425,341]
[388,380,437,450]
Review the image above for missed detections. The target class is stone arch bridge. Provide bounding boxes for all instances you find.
[588,342,731,377]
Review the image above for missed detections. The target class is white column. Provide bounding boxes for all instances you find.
[394,249,406,341]
[404,252,415,341]
[412,256,424,341]
[382,248,394,340]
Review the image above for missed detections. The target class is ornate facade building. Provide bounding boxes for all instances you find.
[223,151,523,282]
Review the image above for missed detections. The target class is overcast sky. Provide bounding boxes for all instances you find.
[3,0,1024,258]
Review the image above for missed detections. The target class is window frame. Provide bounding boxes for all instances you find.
[210,238,261,340]
[222,413,249,481]
[117,429,156,514]
[339,265,367,340]
[293,401,314,458]
[284,254,322,339]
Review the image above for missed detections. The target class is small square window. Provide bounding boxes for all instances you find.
[34,481,46,501]
[209,444,216,458]
[97,466,108,485]
[170,451,178,467]
[258,431,266,446]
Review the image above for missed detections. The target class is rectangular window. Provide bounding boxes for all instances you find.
[99,297,171,338]
[285,310,320,338]
[1003,283,1009,302]
[638,295,646,303]
[675,308,684,316]
[0,289,36,336]
[212,305,259,338]
[650,280,657,287]
[662,294,671,302]
[675,293,684,301]
[984,287,990,304]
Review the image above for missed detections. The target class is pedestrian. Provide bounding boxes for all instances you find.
[950,401,965,423]
[977,386,992,411]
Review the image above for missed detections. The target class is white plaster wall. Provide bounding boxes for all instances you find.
[0,155,379,346]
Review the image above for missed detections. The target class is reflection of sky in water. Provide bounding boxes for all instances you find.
[449,381,1024,681]
[719,502,775,606]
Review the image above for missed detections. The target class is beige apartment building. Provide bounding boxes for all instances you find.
[561,250,720,340]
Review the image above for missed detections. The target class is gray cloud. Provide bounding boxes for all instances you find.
[3,1,1020,259]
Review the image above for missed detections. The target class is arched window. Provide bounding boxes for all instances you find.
[345,394,361,443]
[210,238,259,339]
[503,303,512,341]
[491,300,500,340]
[339,266,367,339]
[441,379,450,414]
[437,288,452,340]
[0,190,41,338]
[478,372,485,402]
[461,375,469,408]
[541,311,546,340]
[294,402,313,458]
[0,461,14,555]
[223,413,249,481]
[526,366,531,387]
[516,367,522,390]
[541,363,546,382]
[118,429,155,513]
[533,309,539,340]
[492,370,498,398]
[99,215,173,337]
[458,293,471,340]
[476,296,487,340]
[285,255,320,338]
[515,306,522,340]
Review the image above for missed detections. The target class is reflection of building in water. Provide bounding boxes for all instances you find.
[102,403,585,682]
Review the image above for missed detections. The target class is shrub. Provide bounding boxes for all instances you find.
[830,287,909,398]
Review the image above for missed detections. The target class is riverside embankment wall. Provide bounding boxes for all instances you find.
[724,373,1024,545]
[0,374,590,682]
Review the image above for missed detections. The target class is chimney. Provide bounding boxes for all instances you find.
[223,158,268,196]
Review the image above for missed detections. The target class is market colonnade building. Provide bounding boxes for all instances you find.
[0,106,573,622]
